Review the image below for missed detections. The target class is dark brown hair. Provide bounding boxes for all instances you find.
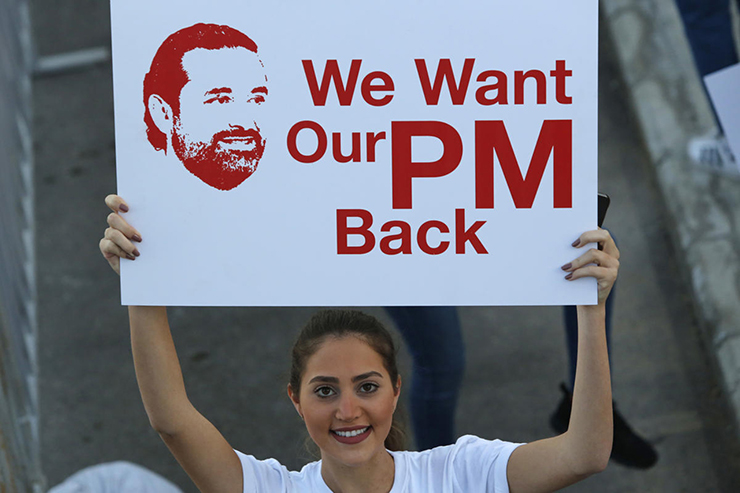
[289,310,407,451]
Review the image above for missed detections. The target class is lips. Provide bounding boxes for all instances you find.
[217,135,257,152]
[219,135,255,144]
[213,128,261,145]
[331,426,372,445]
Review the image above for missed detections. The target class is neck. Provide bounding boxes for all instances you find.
[320,449,395,493]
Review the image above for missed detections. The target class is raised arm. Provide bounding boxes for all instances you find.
[99,195,243,493]
[506,229,619,492]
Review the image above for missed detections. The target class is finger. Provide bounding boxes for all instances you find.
[566,264,618,303]
[566,267,618,302]
[107,212,142,242]
[99,238,132,259]
[566,263,617,280]
[105,194,129,214]
[561,248,619,272]
[104,227,140,257]
[572,228,619,259]
[99,238,131,275]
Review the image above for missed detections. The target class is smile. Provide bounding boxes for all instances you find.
[334,426,369,437]
[331,426,372,444]
[217,137,257,152]
[220,136,254,144]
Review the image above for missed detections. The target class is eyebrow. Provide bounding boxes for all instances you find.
[204,87,232,96]
[308,371,383,385]
[252,86,268,95]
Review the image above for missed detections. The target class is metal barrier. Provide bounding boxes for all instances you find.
[0,0,43,490]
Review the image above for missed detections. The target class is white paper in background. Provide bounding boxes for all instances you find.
[705,63,740,172]
[111,0,599,306]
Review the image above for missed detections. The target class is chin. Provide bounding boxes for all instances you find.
[319,429,389,467]
[184,158,260,191]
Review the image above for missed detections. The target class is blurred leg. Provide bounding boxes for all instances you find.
[676,0,739,167]
[675,0,738,77]
[385,306,465,450]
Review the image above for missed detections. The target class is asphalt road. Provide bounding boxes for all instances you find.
[32,1,740,491]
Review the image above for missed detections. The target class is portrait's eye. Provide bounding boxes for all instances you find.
[315,386,336,398]
[249,94,266,105]
[204,95,232,105]
[359,382,379,394]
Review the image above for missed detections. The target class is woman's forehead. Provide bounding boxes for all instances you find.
[303,336,388,379]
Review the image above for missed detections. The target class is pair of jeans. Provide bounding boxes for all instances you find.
[675,0,739,77]
[387,287,615,449]
[385,306,465,450]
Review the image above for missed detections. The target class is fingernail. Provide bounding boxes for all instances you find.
[132,234,142,242]
[571,239,580,247]
[119,204,129,213]
[133,248,140,257]
[561,262,572,271]
[565,273,573,280]
[126,253,136,260]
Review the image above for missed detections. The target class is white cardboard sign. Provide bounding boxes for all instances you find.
[111,0,599,306]
[705,63,740,173]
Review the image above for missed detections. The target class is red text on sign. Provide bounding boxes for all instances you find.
[302,60,395,107]
[337,209,488,255]
[475,120,572,209]
[415,59,573,106]
[391,119,572,210]
[287,120,387,163]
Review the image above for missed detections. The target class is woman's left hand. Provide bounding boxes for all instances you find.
[562,228,620,305]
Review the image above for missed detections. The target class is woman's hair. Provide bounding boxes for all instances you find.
[289,309,407,451]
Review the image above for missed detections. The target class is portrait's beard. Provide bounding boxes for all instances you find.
[172,119,266,191]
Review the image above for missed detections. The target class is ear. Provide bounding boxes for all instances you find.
[287,384,303,419]
[147,94,174,136]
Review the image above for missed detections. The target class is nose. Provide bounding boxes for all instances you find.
[223,103,261,132]
[335,393,361,422]
[227,121,260,134]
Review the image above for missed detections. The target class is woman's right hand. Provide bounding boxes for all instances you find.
[99,194,142,276]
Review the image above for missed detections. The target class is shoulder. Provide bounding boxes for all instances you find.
[448,435,524,492]
[397,435,522,463]
[390,436,524,492]
[450,434,524,458]
[234,450,327,492]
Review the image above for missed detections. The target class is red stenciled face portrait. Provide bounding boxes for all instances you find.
[144,24,268,191]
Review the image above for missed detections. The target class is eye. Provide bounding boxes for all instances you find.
[314,386,336,398]
[204,95,232,105]
[249,94,266,105]
[359,382,379,394]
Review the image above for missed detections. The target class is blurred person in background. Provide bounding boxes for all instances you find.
[676,0,739,171]
[48,462,182,493]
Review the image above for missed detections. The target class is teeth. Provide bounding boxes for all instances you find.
[334,427,369,437]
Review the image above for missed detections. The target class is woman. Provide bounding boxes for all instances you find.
[99,194,619,493]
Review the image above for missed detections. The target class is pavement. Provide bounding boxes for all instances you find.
[30,1,740,492]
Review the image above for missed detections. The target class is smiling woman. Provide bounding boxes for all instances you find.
[99,193,620,493]
[287,311,405,471]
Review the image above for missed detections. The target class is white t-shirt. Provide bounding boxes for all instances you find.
[235,435,523,492]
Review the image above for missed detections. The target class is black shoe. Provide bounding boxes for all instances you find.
[549,383,659,469]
